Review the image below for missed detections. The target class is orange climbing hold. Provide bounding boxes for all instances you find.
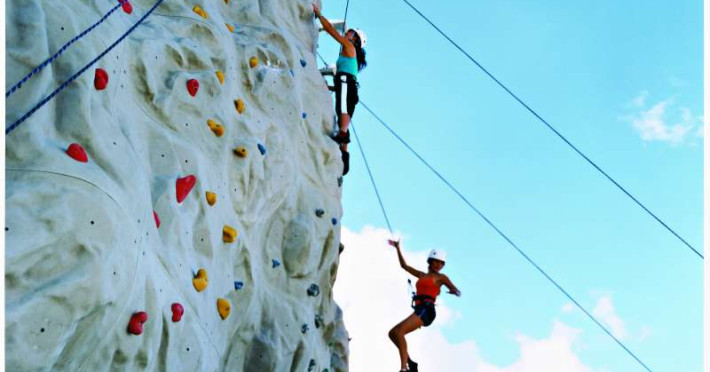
[215,70,225,85]
[249,56,259,68]
[234,99,245,114]
[127,311,148,335]
[187,79,199,97]
[206,191,217,206]
[94,68,108,90]
[153,210,161,228]
[225,23,235,33]
[233,147,248,158]
[192,269,208,292]
[217,298,231,320]
[176,175,197,204]
[66,143,88,163]
[207,119,224,137]
[223,225,237,243]
[192,5,208,19]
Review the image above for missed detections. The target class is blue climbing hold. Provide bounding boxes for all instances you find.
[289,69,294,77]
[302,112,307,119]
[234,281,244,290]
[300,59,307,67]
[331,218,337,225]
[272,259,281,268]
[315,209,324,218]
[257,143,266,155]
[307,284,320,297]
[301,324,309,334]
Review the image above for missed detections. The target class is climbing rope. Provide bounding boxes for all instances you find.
[5,1,125,98]
[397,0,702,259]
[358,100,654,372]
[343,0,351,27]
[5,0,165,136]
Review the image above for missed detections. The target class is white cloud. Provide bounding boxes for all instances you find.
[622,93,699,144]
[629,91,649,108]
[334,226,600,372]
[637,326,652,343]
[592,296,628,340]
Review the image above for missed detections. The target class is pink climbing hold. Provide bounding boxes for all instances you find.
[187,79,199,97]
[120,0,133,14]
[127,311,148,335]
[153,211,160,228]
[66,143,88,163]
[94,68,108,90]
[171,303,184,322]
[176,175,197,203]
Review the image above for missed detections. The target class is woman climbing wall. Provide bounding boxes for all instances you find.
[313,3,367,175]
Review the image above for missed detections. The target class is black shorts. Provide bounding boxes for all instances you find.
[413,302,436,327]
[334,72,359,118]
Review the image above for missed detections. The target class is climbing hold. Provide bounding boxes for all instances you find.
[257,143,266,155]
[192,269,208,292]
[302,112,307,119]
[249,56,258,68]
[300,59,307,67]
[94,68,109,90]
[314,314,324,328]
[127,311,148,335]
[315,209,324,218]
[233,147,248,158]
[217,298,231,320]
[223,0,230,4]
[234,99,245,114]
[187,79,199,97]
[234,281,244,290]
[153,210,160,228]
[308,359,317,372]
[120,0,133,14]
[307,284,320,297]
[176,175,197,203]
[301,324,309,334]
[339,243,345,254]
[207,119,224,137]
[215,70,225,85]
[192,5,208,19]
[222,225,237,243]
[206,191,217,206]
[331,218,338,225]
[289,69,295,77]
[337,177,343,187]
[272,259,281,268]
[225,23,235,33]
[66,143,88,163]
[171,303,184,322]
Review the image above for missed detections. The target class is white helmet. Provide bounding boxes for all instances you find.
[427,249,446,263]
[348,28,367,48]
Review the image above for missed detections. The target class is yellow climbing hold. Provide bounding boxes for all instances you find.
[192,269,208,292]
[207,119,224,137]
[206,191,217,206]
[249,56,259,68]
[233,147,248,158]
[215,70,225,85]
[223,225,237,243]
[217,298,231,320]
[234,99,245,114]
[223,0,230,4]
[225,23,235,33]
[193,5,208,19]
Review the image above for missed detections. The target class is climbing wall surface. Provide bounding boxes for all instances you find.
[5,0,348,371]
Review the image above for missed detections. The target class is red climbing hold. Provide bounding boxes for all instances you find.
[120,0,133,14]
[66,143,88,163]
[127,311,148,335]
[187,79,199,97]
[153,211,161,228]
[94,68,108,90]
[171,303,184,322]
[176,175,197,203]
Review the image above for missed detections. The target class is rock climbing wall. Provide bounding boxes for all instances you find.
[5,0,349,371]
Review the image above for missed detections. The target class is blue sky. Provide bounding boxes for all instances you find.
[318,0,704,371]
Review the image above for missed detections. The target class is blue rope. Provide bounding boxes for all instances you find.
[6,1,125,98]
[350,122,394,235]
[359,100,654,372]
[398,0,701,260]
[6,0,165,135]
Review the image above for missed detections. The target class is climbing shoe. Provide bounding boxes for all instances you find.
[341,149,350,175]
[331,130,350,144]
[407,357,418,372]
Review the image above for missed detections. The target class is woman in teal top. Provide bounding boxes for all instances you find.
[314,3,368,175]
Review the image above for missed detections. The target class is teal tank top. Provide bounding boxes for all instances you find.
[336,55,358,78]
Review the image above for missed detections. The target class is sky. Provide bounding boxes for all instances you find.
[317,0,705,371]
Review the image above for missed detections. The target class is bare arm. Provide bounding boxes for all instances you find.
[313,4,355,55]
[392,241,425,278]
[440,275,461,297]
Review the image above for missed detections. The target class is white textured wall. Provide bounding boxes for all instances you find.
[5,0,348,370]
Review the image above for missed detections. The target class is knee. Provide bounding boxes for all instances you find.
[388,327,398,340]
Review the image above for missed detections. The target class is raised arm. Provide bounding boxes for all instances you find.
[392,241,425,278]
[313,4,355,53]
[441,275,461,297]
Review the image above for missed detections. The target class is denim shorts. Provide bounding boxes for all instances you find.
[413,302,436,327]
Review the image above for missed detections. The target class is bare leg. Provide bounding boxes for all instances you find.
[337,113,351,152]
[388,313,423,370]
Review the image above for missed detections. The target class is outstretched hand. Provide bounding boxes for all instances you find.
[449,289,462,297]
[312,3,321,17]
[388,239,400,249]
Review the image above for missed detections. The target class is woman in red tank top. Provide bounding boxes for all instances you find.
[387,240,461,372]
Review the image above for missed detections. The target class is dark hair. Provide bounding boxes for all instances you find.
[352,36,367,71]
